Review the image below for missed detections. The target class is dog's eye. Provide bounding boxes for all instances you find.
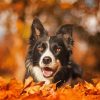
[37,46,44,52]
[56,47,61,53]
[56,48,61,52]
[53,45,62,54]
[37,43,46,52]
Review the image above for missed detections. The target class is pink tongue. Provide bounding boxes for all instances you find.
[42,69,53,77]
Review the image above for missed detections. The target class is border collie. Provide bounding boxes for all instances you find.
[25,18,82,86]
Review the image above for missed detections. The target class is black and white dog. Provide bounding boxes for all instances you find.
[25,18,82,86]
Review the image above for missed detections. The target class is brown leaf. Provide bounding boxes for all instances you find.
[24,76,34,89]
[96,82,100,90]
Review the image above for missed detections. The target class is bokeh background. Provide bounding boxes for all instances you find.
[0,0,100,82]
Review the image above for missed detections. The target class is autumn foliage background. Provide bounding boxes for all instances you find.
[0,0,100,99]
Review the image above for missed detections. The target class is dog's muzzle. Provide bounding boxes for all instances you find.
[41,58,61,78]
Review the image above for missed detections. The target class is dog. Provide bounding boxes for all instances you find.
[25,18,82,87]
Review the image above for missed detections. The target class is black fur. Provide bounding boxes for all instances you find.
[25,17,82,87]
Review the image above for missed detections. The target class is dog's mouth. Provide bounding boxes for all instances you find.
[42,67,55,78]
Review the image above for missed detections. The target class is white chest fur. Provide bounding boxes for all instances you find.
[32,66,51,84]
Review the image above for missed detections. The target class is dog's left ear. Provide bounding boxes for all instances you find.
[56,24,74,47]
[30,17,47,41]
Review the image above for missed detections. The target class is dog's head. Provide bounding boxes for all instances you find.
[27,18,74,79]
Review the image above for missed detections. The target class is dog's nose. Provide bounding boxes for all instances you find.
[43,56,52,64]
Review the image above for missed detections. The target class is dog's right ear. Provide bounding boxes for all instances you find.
[56,24,74,48]
[30,17,47,42]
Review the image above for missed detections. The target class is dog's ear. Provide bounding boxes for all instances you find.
[56,24,74,47]
[30,17,47,41]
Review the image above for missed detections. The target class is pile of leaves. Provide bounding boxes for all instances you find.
[0,77,100,100]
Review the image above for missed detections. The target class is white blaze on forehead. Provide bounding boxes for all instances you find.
[39,37,56,68]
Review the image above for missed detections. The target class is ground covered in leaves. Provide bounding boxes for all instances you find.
[0,77,100,100]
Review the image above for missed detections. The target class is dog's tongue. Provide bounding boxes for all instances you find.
[42,67,53,77]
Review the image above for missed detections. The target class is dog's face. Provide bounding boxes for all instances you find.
[33,35,71,78]
[28,18,73,80]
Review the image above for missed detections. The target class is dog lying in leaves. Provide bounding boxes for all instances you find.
[25,18,82,87]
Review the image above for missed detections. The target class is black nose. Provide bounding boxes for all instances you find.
[43,56,52,64]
